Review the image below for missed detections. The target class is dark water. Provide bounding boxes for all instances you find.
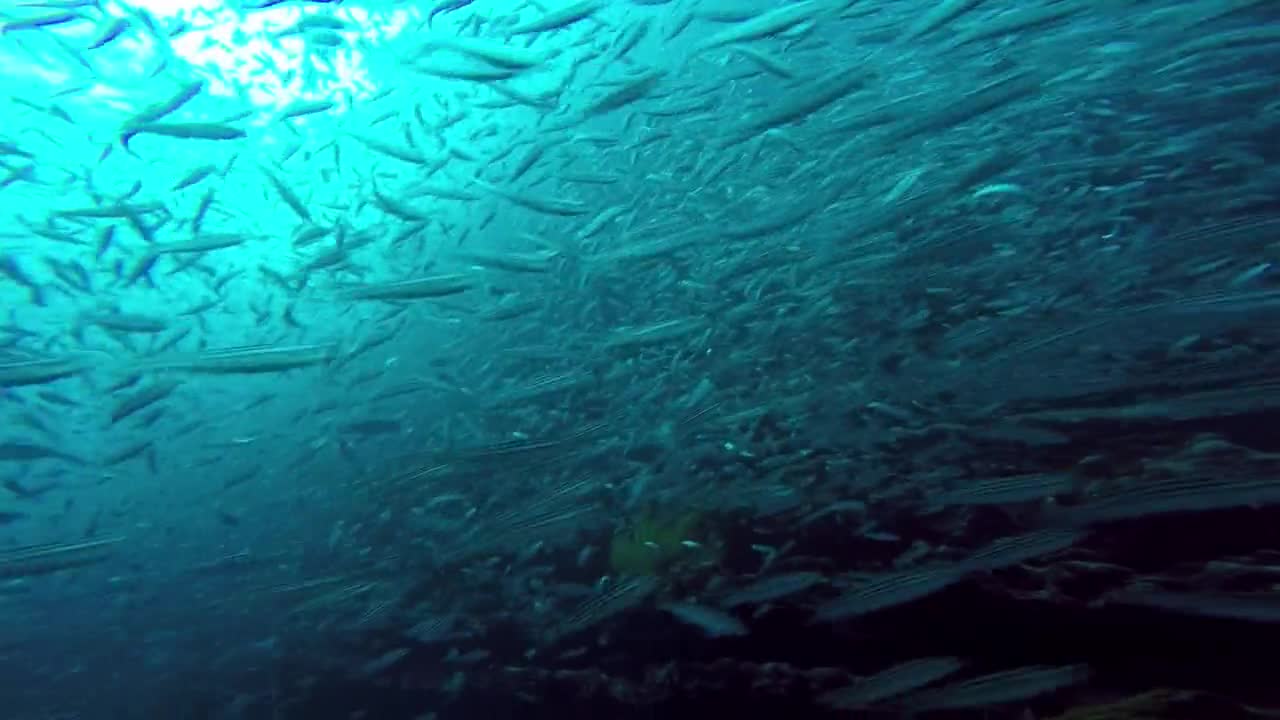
[1,1,1278,718]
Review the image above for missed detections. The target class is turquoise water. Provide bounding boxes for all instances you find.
[1,1,1279,718]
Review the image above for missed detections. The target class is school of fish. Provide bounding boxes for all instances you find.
[0,0,1278,718]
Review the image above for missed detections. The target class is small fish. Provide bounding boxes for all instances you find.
[819,657,966,709]
[958,528,1087,573]
[0,357,89,388]
[171,164,217,191]
[0,511,28,525]
[81,310,168,334]
[132,344,336,374]
[406,615,460,644]
[109,379,181,425]
[261,166,311,222]
[304,30,343,47]
[509,0,602,35]
[122,252,159,287]
[902,0,984,41]
[1056,475,1280,526]
[810,566,965,623]
[272,13,347,36]
[719,571,826,609]
[472,179,590,216]
[121,122,246,151]
[358,647,410,677]
[87,17,130,49]
[153,235,246,254]
[0,11,81,34]
[0,254,45,306]
[479,499,599,550]
[277,99,335,121]
[0,440,87,466]
[661,601,748,637]
[604,318,707,350]
[0,537,124,579]
[694,1,823,52]
[579,68,667,119]
[898,664,1092,711]
[458,250,559,274]
[339,274,474,301]
[427,0,475,26]
[932,474,1077,507]
[104,440,153,466]
[128,80,204,125]
[549,575,657,642]
[3,479,59,500]
[1106,584,1280,623]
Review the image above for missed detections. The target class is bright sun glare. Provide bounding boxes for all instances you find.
[117,0,413,111]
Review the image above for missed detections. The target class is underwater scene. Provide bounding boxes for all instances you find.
[1,0,1279,717]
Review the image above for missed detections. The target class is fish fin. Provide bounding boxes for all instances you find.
[118,126,142,156]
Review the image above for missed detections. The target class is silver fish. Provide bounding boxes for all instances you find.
[719,571,827,609]
[898,664,1092,711]
[811,567,965,623]
[548,575,658,642]
[661,601,748,637]
[819,657,966,709]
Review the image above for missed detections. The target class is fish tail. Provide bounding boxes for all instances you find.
[118,126,141,156]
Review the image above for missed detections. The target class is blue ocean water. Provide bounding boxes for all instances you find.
[1,1,1278,718]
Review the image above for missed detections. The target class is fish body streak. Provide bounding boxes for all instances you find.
[428,0,475,26]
